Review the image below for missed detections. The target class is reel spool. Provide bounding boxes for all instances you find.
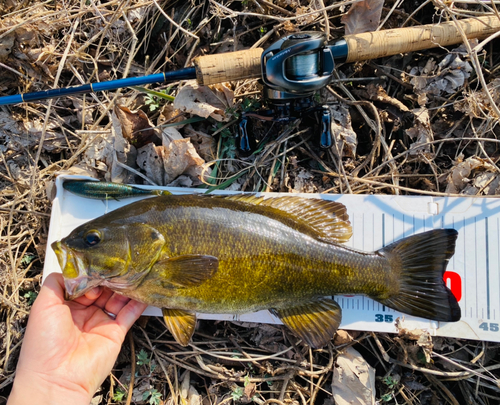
[261,31,335,95]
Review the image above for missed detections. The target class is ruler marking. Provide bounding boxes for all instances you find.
[393,214,395,243]
[486,217,490,320]
[362,212,365,251]
[382,213,385,247]
[403,214,406,236]
[462,216,467,318]
[475,217,478,320]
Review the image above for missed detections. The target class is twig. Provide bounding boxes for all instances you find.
[125,332,136,405]
[424,374,460,405]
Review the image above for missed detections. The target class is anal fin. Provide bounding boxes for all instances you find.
[162,308,197,346]
[270,298,342,349]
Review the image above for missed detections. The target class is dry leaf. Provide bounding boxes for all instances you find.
[332,346,376,405]
[161,138,206,183]
[244,382,256,400]
[334,330,355,345]
[292,169,316,193]
[184,125,217,161]
[341,0,384,35]
[114,105,159,148]
[167,175,194,188]
[181,371,191,400]
[188,385,202,405]
[161,126,184,148]
[251,324,284,346]
[455,78,500,118]
[329,103,357,159]
[445,156,496,194]
[72,98,94,125]
[174,81,233,122]
[137,138,206,186]
[84,111,138,183]
[296,6,318,25]
[0,112,23,153]
[159,104,186,127]
[409,43,473,106]
[136,143,164,185]
[396,319,427,340]
[0,32,14,62]
[22,119,68,153]
[56,162,99,180]
[406,107,433,156]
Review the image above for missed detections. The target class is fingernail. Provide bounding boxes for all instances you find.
[85,286,102,299]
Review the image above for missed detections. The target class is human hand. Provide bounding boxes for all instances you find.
[8,272,148,405]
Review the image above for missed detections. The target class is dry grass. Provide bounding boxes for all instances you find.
[1,0,500,404]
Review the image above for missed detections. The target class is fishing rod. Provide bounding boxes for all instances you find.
[0,15,498,107]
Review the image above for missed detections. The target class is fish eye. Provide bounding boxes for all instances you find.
[84,230,102,247]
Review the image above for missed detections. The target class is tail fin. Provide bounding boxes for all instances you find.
[377,229,461,322]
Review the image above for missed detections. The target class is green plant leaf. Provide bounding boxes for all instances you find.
[231,386,244,401]
[113,388,126,402]
[143,389,162,405]
[137,349,150,366]
[131,86,175,101]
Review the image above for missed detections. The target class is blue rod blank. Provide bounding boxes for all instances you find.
[0,68,196,106]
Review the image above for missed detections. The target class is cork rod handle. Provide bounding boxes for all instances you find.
[193,48,264,85]
[345,15,500,63]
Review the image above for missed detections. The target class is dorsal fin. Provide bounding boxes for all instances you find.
[225,195,352,243]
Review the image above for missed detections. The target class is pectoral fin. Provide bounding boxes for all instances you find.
[162,308,197,346]
[153,254,219,288]
[271,298,342,348]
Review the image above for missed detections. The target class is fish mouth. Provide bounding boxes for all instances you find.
[64,276,102,300]
[51,240,101,300]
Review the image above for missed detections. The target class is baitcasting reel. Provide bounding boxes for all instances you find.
[238,32,348,151]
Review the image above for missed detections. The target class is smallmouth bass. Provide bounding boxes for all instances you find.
[52,194,460,348]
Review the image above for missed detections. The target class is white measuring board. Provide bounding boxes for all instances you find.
[44,175,500,342]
